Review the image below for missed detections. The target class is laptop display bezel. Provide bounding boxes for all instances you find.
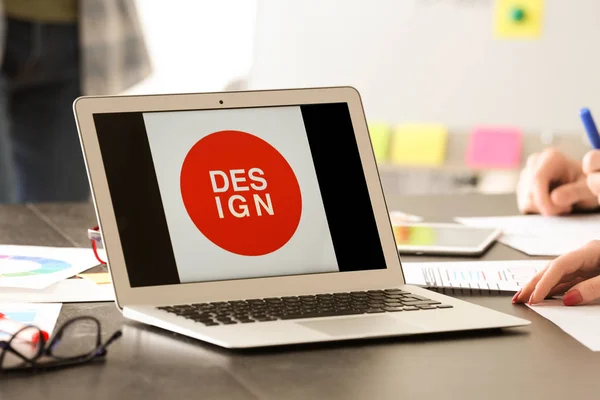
[73,87,405,308]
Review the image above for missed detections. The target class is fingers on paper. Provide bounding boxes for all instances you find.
[567,275,600,305]
[527,241,600,304]
[513,263,550,303]
[546,277,585,298]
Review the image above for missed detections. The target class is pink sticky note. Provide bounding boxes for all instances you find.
[466,126,522,168]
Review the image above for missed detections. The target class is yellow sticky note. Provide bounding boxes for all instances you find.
[368,123,391,162]
[494,0,544,39]
[77,272,112,285]
[390,124,447,166]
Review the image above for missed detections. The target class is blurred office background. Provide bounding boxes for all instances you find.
[128,0,599,196]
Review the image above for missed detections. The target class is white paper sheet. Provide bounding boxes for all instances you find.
[402,260,547,291]
[0,302,62,341]
[528,300,600,351]
[0,278,114,303]
[455,215,600,256]
[0,245,100,289]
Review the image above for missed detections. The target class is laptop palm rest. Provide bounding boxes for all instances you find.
[297,315,425,337]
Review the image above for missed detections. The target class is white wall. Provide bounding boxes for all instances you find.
[249,0,600,133]
[126,0,257,95]
[125,1,600,134]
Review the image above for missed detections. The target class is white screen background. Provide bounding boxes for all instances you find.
[143,106,339,282]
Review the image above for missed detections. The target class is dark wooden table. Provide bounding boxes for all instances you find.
[1,194,599,400]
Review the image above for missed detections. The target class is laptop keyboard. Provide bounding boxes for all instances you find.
[157,289,453,327]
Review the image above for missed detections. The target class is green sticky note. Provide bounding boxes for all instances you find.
[368,123,391,162]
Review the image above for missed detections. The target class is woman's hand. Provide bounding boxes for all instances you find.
[513,240,600,306]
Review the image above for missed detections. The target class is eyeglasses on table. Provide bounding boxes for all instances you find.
[0,316,121,373]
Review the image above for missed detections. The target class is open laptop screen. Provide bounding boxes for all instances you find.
[92,103,387,288]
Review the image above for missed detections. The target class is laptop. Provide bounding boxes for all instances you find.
[74,87,529,348]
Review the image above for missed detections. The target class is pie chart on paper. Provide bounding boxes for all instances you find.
[0,246,100,290]
[0,255,71,278]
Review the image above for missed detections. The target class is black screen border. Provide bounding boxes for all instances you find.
[93,102,388,288]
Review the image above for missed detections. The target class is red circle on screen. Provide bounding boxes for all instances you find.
[180,130,302,256]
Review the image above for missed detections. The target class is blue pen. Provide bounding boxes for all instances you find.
[580,108,600,149]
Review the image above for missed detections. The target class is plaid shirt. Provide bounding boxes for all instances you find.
[78,0,152,95]
[0,0,151,95]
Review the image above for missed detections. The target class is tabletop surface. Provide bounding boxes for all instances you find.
[1,194,599,400]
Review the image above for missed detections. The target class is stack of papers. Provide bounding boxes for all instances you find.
[0,245,98,289]
[0,303,62,341]
[0,279,114,303]
[0,245,114,303]
[455,214,600,256]
[403,260,547,291]
[0,246,113,349]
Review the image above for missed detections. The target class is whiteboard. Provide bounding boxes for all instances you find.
[248,0,600,133]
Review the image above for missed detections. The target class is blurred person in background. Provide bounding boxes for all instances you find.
[0,0,151,203]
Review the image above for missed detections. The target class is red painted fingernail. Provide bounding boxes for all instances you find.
[512,289,522,303]
[562,289,583,306]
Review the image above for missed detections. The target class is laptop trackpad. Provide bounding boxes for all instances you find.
[297,315,425,337]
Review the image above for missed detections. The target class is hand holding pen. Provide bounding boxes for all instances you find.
[516,109,600,215]
[581,108,600,201]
